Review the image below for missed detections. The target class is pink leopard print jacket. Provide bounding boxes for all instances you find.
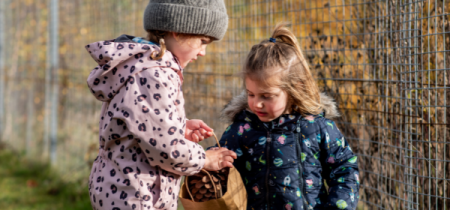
[86,35,206,210]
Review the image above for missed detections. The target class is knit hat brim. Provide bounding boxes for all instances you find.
[144,3,228,40]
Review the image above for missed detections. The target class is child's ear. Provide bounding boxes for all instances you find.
[171,32,189,43]
[164,32,179,41]
[170,32,178,39]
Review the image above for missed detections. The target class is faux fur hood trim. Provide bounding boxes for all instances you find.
[221,91,340,123]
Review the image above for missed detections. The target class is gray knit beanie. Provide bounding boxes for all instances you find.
[143,0,228,40]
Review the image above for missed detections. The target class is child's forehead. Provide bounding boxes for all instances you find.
[245,77,282,93]
[246,68,284,83]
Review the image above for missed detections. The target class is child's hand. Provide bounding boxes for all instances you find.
[185,119,214,143]
[204,147,237,171]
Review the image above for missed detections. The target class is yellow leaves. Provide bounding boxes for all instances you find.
[338,82,359,111]
[30,19,36,27]
[34,97,41,105]
[80,28,88,35]
[60,45,67,55]
[25,0,34,6]
[37,114,44,122]
[38,21,49,36]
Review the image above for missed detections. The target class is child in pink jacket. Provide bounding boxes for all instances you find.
[86,1,236,209]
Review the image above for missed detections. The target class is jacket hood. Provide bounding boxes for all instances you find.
[86,34,182,102]
[221,91,340,123]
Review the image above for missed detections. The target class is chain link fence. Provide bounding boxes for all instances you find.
[0,0,448,209]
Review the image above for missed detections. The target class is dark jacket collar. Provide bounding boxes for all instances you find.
[236,110,304,132]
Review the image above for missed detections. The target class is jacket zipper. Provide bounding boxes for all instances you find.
[265,131,272,210]
[296,131,312,210]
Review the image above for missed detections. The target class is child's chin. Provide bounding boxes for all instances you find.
[257,116,274,122]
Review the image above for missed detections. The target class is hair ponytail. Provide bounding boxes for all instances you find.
[271,24,310,77]
[146,30,167,60]
[244,23,323,116]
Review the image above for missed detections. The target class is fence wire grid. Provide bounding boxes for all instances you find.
[0,0,449,209]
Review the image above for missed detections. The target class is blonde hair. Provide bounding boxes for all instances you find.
[145,30,214,60]
[145,30,168,60]
[243,23,323,116]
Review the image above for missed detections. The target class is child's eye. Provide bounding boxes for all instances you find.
[201,39,211,44]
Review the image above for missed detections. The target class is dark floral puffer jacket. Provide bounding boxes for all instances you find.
[215,92,360,210]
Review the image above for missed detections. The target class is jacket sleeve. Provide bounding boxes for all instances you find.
[114,68,205,176]
[319,118,360,210]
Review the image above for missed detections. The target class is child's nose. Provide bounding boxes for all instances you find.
[198,45,207,56]
[254,100,263,108]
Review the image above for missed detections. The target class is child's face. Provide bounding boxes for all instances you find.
[165,33,212,68]
[246,77,289,122]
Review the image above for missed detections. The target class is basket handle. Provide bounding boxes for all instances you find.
[213,132,221,148]
[185,132,222,202]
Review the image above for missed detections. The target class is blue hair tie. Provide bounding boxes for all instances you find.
[269,37,276,43]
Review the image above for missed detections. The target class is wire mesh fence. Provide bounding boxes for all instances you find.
[0,0,448,209]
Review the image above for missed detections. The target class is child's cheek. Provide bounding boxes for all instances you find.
[271,103,287,119]
[247,98,253,111]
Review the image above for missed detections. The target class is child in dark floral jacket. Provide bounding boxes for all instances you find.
[214,24,360,210]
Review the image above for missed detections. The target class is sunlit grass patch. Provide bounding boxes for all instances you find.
[0,144,91,210]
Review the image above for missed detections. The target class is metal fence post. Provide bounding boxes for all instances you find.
[49,0,59,165]
[44,0,51,159]
[0,0,5,139]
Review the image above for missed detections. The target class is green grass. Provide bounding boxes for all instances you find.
[0,144,365,210]
[0,145,92,210]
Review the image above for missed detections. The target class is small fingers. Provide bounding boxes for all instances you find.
[199,128,214,139]
[199,120,213,132]
[208,147,220,151]
[221,160,234,169]
[221,150,237,159]
[191,133,199,143]
[199,129,213,138]
[194,130,204,141]
[206,131,213,138]
[223,156,234,164]
[199,128,207,136]
[216,148,237,158]
[217,147,229,152]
